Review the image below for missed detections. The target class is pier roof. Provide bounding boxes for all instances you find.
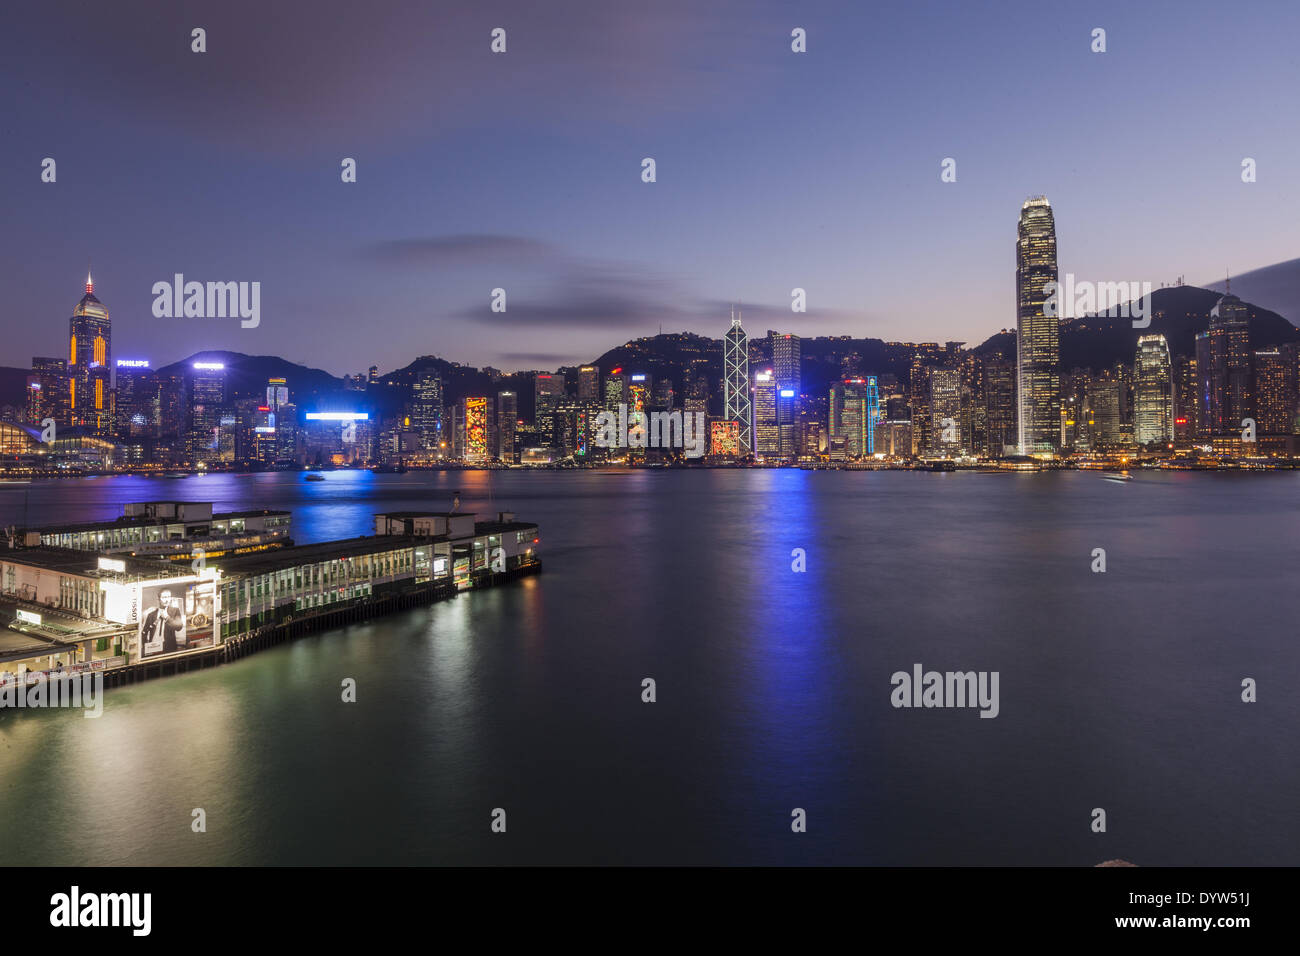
[210,535,430,575]
[22,508,290,535]
[0,547,175,577]
[373,511,472,519]
[473,520,539,534]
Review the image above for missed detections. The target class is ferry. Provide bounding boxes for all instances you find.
[1100,471,1132,482]
[304,473,326,482]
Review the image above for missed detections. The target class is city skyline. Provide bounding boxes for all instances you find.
[10,254,1298,384]
[5,1,1300,373]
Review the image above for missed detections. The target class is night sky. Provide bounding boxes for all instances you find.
[3,0,1298,374]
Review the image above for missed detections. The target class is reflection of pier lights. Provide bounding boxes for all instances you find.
[865,376,880,455]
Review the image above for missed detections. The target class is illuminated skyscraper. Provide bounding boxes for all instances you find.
[982,357,1017,457]
[771,333,801,455]
[1173,354,1198,443]
[928,367,962,456]
[187,362,227,462]
[69,273,112,435]
[577,366,600,402]
[1134,335,1173,445]
[752,371,778,456]
[829,377,879,458]
[1197,291,1252,436]
[534,373,564,445]
[412,371,443,452]
[771,334,801,395]
[723,310,752,456]
[1015,198,1060,454]
[114,359,157,439]
[27,357,68,427]
[497,391,518,461]
[1213,291,1251,431]
[1086,375,1123,449]
[603,369,626,413]
[455,396,491,462]
[264,377,291,462]
[1253,349,1295,436]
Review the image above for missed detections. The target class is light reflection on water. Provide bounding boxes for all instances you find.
[0,470,1297,865]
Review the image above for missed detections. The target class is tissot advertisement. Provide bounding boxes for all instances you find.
[137,580,215,658]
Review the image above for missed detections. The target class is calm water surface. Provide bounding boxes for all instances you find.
[0,469,1296,865]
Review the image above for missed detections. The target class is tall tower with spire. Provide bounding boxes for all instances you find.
[723,307,752,456]
[69,270,112,435]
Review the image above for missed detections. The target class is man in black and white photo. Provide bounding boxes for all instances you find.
[140,588,187,657]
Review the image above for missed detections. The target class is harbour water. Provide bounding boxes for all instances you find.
[0,469,1296,865]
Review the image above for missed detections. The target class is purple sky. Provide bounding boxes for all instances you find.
[3,0,1298,374]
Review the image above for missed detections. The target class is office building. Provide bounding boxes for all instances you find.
[1016,197,1061,454]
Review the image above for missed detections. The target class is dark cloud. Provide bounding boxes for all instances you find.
[9,0,769,154]
[454,267,688,329]
[365,235,558,268]
[1203,257,1300,324]
[363,232,884,332]
[495,352,581,366]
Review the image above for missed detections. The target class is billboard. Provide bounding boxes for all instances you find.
[465,397,488,461]
[711,421,741,457]
[138,580,216,658]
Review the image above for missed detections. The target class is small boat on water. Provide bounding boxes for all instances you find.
[1101,471,1132,482]
[304,473,326,482]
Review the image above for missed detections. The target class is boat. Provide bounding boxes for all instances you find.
[1100,471,1132,482]
[304,473,326,482]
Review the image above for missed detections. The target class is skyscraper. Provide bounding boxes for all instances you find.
[770,333,800,457]
[1172,354,1198,444]
[982,357,1017,457]
[771,334,801,395]
[411,371,443,453]
[928,367,963,456]
[1253,349,1295,436]
[114,359,158,439]
[454,396,492,462]
[1015,198,1060,455]
[829,377,879,458]
[1214,291,1252,431]
[534,373,564,445]
[1197,291,1252,436]
[265,377,291,462]
[187,362,227,463]
[497,391,518,461]
[753,370,779,457]
[603,369,626,413]
[69,273,112,435]
[1134,335,1173,446]
[577,366,600,402]
[723,310,752,456]
[27,357,68,428]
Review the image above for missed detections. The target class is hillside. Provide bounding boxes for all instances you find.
[972,285,1300,370]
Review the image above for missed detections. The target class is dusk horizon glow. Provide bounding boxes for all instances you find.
[5,0,1299,374]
